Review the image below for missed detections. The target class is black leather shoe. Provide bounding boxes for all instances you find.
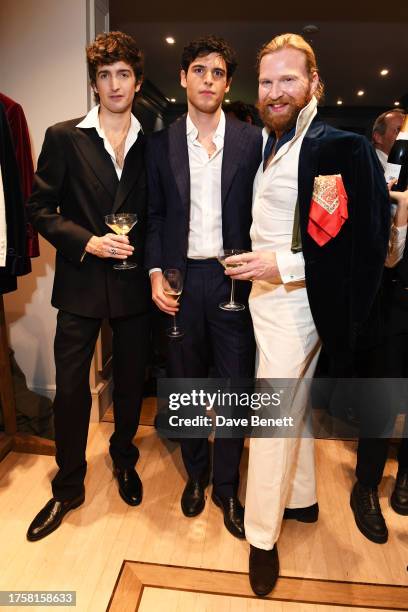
[114,467,143,506]
[350,482,388,543]
[181,474,209,517]
[283,502,319,523]
[391,470,408,515]
[26,493,85,542]
[212,492,245,539]
[249,544,279,597]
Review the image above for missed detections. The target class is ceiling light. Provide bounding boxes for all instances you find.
[302,24,319,34]
[337,99,343,105]
[170,98,176,103]
[357,90,365,97]
[380,69,389,76]
[394,101,400,106]
[165,37,175,45]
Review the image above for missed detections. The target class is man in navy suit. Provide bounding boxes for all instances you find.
[145,36,262,538]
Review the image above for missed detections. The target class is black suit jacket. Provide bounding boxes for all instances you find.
[28,118,151,318]
[297,116,390,354]
[145,115,262,274]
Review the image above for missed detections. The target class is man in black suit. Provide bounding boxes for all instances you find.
[26,31,151,541]
[350,110,408,545]
[145,36,262,538]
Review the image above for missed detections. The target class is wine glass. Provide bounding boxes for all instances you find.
[105,213,138,270]
[162,269,184,338]
[218,249,246,311]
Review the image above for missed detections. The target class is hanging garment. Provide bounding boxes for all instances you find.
[0,92,39,258]
[0,164,6,266]
[0,102,30,294]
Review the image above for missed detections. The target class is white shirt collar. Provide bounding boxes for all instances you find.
[76,104,142,138]
[76,105,141,179]
[262,95,318,147]
[294,95,317,137]
[186,110,226,143]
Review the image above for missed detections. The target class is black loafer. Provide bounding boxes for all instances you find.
[249,544,279,597]
[212,492,245,539]
[26,493,85,542]
[181,474,209,517]
[391,470,408,515]
[114,467,143,506]
[350,482,388,543]
[283,502,319,523]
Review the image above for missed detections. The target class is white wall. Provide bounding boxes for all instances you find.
[0,0,89,397]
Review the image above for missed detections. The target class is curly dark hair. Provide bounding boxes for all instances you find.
[86,31,144,102]
[181,35,237,80]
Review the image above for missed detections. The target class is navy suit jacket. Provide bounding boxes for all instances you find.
[145,115,262,275]
[297,116,390,354]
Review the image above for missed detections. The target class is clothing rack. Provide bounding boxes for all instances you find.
[0,297,54,461]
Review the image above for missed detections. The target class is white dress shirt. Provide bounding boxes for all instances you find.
[186,111,225,258]
[76,105,142,180]
[376,148,388,171]
[149,111,225,275]
[375,147,407,268]
[251,96,317,284]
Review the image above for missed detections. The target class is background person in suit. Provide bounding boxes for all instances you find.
[227,33,390,596]
[350,110,408,545]
[26,31,151,542]
[145,36,262,539]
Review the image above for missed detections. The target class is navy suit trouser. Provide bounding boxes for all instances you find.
[166,259,255,498]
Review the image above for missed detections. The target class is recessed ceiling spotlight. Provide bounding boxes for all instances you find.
[166,37,175,45]
[380,69,389,76]
[337,99,343,105]
[394,101,400,106]
[170,98,176,103]
[302,24,319,34]
[357,90,365,96]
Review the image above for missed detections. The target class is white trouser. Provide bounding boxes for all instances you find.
[246,281,321,550]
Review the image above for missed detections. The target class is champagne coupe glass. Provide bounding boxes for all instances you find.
[105,213,138,270]
[218,249,246,311]
[163,268,184,338]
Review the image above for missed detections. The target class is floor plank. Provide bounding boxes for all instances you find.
[138,587,398,611]
[111,562,406,611]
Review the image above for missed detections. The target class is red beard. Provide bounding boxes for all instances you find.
[258,92,311,135]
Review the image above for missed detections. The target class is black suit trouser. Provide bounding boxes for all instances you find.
[52,309,150,500]
[166,259,255,498]
[356,321,408,487]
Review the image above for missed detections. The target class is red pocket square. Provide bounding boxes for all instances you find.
[307,175,348,246]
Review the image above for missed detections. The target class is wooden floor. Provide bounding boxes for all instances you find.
[109,561,407,611]
[0,416,407,611]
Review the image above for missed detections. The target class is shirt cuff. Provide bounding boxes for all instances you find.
[149,268,162,276]
[393,224,407,239]
[385,224,407,268]
[275,250,305,284]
